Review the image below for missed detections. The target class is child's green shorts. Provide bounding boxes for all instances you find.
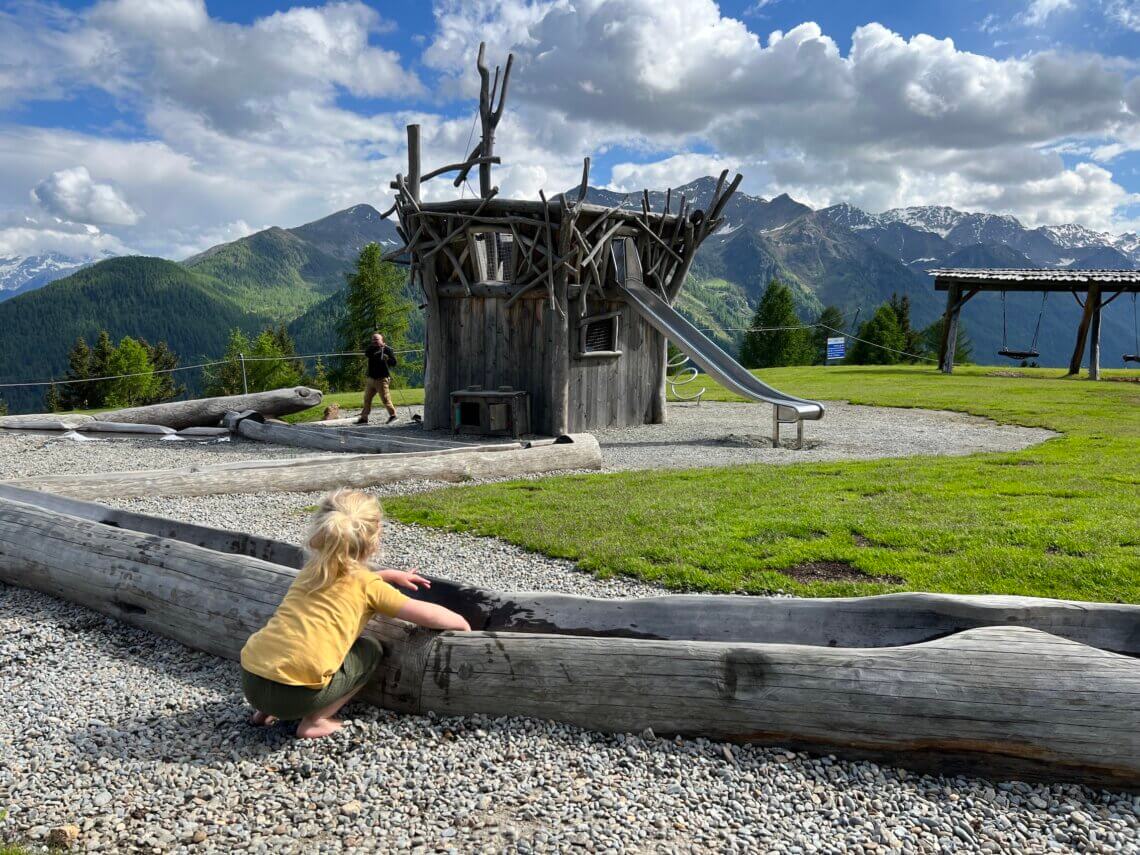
[241,636,382,721]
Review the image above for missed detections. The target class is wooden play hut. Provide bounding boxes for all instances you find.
[383,45,740,436]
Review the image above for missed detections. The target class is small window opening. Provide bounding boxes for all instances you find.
[584,320,615,352]
[472,231,514,282]
[577,312,621,358]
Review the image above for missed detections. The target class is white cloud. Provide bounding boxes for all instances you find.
[31,167,142,226]
[426,1,1140,234]
[3,0,1140,258]
[1104,0,1140,30]
[0,214,131,259]
[1020,0,1075,27]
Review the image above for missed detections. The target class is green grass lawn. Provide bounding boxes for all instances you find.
[385,365,1140,602]
[282,385,425,422]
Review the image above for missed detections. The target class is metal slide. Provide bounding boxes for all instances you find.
[612,238,823,444]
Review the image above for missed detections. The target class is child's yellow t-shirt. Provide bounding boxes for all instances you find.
[240,565,409,688]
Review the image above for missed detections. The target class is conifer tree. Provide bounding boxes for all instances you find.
[143,340,184,403]
[739,280,812,369]
[104,336,160,407]
[847,303,906,365]
[60,337,94,410]
[888,293,923,362]
[335,243,413,388]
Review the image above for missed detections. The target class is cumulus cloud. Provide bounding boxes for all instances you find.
[3,0,1140,257]
[1104,0,1140,30]
[31,167,142,226]
[0,214,131,259]
[427,0,1140,233]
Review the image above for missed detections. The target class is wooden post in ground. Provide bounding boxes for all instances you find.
[406,124,421,204]
[939,285,961,374]
[1089,297,1102,381]
[1068,284,1101,376]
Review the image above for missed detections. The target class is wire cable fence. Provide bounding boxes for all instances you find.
[0,320,935,395]
[0,349,426,390]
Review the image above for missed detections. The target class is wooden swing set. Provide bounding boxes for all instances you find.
[931,268,1140,378]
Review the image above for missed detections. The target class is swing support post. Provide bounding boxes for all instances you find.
[1068,284,1101,377]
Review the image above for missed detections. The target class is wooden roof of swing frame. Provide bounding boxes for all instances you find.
[931,268,1140,291]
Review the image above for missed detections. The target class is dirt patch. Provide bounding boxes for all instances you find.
[781,561,903,585]
[987,370,1028,378]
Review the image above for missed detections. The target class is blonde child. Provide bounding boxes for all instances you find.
[240,489,470,738]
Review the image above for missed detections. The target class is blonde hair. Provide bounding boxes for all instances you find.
[298,489,383,591]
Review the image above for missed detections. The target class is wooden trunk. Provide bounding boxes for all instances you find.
[1,489,1138,789]
[97,387,324,430]
[3,434,603,498]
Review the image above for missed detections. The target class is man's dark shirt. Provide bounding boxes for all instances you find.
[365,344,397,380]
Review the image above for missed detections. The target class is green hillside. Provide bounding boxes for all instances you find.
[184,226,347,319]
[0,257,268,412]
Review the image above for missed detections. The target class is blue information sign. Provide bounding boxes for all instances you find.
[826,336,846,361]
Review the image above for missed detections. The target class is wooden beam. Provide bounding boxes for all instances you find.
[406,124,421,204]
[1068,284,1101,376]
[97,387,324,430]
[938,284,960,374]
[1089,299,1102,381]
[4,434,603,498]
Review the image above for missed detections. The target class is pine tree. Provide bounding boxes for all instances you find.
[335,244,413,388]
[104,336,160,407]
[739,280,812,369]
[811,306,845,365]
[847,304,906,365]
[888,293,923,362]
[205,329,253,396]
[60,337,94,410]
[142,340,184,403]
[89,330,116,407]
[43,383,63,413]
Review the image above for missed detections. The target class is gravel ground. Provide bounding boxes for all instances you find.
[0,400,1056,480]
[112,490,666,598]
[3,585,1137,855]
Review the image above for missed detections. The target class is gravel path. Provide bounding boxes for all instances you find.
[3,585,1137,855]
[0,400,1055,480]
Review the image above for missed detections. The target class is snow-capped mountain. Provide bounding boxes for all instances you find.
[818,203,1140,269]
[0,252,112,301]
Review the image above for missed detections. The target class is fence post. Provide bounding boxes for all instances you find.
[238,353,248,395]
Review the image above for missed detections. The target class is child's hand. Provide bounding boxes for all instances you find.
[378,568,432,592]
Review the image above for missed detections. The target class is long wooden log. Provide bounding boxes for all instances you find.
[1,494,1137,789]
[4,483,1136,655]
[3,434,603,498]
[224,412,522,455]
[0,414,95,430]
[97,387,324,430]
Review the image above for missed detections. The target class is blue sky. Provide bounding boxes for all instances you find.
[2,0,1139,259]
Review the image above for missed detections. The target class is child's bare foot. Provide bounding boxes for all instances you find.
[296,717,342,739]
[249,710,278,727]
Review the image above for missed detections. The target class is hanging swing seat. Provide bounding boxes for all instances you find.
[998,347,1040,360]
[1124,353,1140,364]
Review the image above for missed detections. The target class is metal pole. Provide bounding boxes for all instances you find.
[238,353,248,395]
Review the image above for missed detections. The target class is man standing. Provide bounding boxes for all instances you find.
[357,332,398,424]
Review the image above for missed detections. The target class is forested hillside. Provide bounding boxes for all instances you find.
[0,257,268,412]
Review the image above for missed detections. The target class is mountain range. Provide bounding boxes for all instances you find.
[0,182,1136,413]
[0,250,114,301]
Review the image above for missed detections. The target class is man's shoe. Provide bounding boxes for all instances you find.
[354,416,368,425]
[386,414,398,424]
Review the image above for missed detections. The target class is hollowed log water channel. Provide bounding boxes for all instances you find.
[0,484,1136,790]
